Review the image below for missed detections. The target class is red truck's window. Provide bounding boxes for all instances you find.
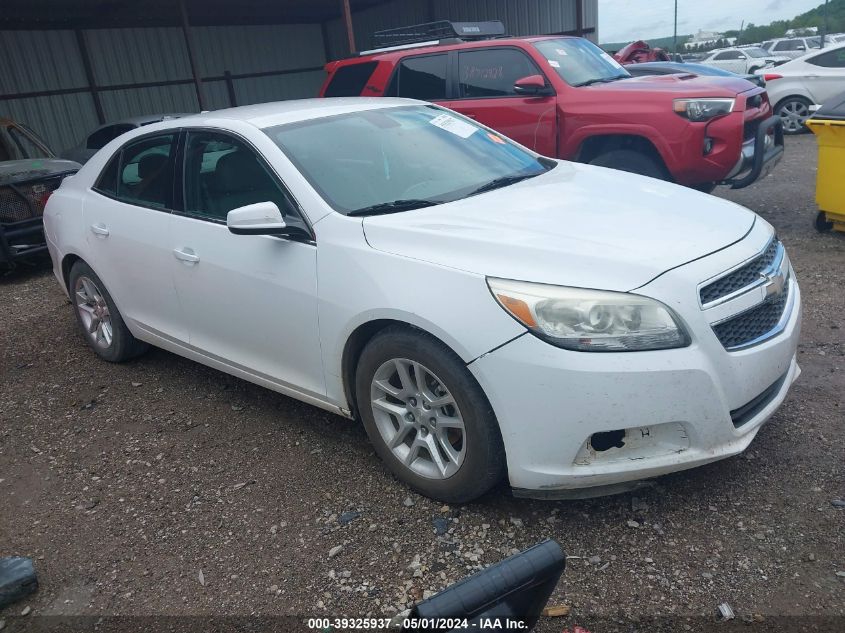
[325,62,379,97]
[386,54,448,101]
[457,49,540,98]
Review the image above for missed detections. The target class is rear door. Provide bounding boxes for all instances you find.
[803,47,845,104]
[83,132,187,342]
[446,47,556,156]
[386,53,451,106]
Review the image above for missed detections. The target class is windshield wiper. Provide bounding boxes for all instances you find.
[467,173,540,197]
[347,199,439,217]
[574,75,629,87]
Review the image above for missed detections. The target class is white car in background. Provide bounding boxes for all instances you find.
[761,37,821,59]
[758,43,845,133]
[43,99,801,502]
[700,47,789,74]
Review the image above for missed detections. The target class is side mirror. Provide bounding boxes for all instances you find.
[513,74,551,96]
[227,201,287,236]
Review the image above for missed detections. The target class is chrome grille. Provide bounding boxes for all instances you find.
[700,239,779,305]
[712,282,790,350]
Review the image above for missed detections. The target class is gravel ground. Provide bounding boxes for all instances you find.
[1,134,843,632]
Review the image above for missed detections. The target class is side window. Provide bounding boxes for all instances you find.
[457,49,541,98]
[94,152,121,196]
[115,134,176,209]
[325,62,378,97]
[390,54,448,101]
[183,131,301,227]
[714,51,740,60]
[808,49,845,68]
[773,41,791,51]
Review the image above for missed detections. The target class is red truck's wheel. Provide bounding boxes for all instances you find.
[589,150,667,181]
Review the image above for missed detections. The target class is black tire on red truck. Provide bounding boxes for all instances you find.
[588,150,667,181]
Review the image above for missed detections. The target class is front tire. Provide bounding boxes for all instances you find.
[354,327,506,503]
[589,149,667,180]
[69,261,149,362]
[776,96,812,135]
[815,211,833,233]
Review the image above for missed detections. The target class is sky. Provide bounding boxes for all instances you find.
[598,0,823,43]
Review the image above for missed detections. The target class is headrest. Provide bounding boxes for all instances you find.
[214,150,267,192]
[138,153,168,179]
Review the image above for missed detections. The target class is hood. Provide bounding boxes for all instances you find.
[363,162,756,292]
[595,74,757,96]
[0,159,80,186]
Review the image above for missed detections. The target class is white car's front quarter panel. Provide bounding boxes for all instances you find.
[313,212,528,410]
[469,220,801,494]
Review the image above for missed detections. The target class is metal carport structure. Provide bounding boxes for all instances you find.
[0,1,598,150]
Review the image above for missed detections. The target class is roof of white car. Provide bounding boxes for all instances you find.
[177,97,421,130]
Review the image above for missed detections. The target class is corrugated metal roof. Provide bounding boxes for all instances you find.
[85,28,192,85]
[0,29,87,93]
[1,1,599,150]
[2,93,99,152]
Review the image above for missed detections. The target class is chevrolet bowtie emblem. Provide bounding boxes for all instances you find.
[762,267,786,298]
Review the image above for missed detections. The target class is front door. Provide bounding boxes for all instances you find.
[169,130,325,398]
[447,48,557,157]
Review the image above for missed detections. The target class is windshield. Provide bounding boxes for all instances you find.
[533,38,630,86]
[744,48,770,58]
[265,106,552,215]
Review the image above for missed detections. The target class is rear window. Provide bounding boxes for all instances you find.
[324,62,378,97]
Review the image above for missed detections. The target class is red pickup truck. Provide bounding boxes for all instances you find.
[319,21,783,191]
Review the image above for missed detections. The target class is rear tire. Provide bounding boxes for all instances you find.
[68,261,149,362]
[354,327,506,503]
[589,149,667,180]
[776,96,812,135]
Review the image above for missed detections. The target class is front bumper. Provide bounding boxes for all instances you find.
[468,225,801,496]
[721,114,784,189]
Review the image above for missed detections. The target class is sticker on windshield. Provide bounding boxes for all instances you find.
[555,49,568,56]
[548,60,561,68]
[429,113,477,139]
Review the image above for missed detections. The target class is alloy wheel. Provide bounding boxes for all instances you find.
[778,99,810,133]
[369,358,466,480]
[74,275,113,349]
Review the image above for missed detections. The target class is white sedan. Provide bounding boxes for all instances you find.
[699,47,789,75]
[758,43,845,133]
[44,99,801,502]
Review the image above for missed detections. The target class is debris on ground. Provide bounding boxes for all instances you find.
[542,604,571,617]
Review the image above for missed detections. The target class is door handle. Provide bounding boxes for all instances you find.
[173,248,200,264]
[90,223,109,238]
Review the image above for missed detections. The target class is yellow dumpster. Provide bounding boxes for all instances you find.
[806,92,845,233]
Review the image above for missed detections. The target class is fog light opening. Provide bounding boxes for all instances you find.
[590,430,626,452]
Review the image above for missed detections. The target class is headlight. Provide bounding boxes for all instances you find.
[487,278,690,352]
[673,98,735,122]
